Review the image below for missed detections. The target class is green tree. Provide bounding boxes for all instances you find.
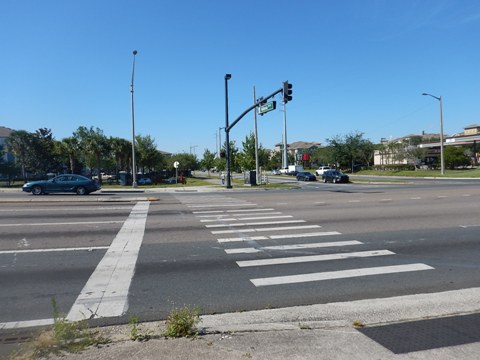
[310,147,335,166]
[73,126,110,182]
[444,146,471,169]
[169,153,199,174]
[216,141,239,172]
[201,149,216,175]
[56,137,81,174]
[5,130,38,180]
[0,145,19,185]
[237,132,270,171]
[135,134,164,174]
[328,132,374,171]
[31,128,59,174]
[110,137,132,174]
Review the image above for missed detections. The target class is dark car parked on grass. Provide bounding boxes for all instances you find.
[322,170,349,183]
[22,174,101,195]
[296,171,317,181]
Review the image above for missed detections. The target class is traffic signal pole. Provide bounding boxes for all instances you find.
[224,80,293,189]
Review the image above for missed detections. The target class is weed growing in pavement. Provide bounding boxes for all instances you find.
[353,320,365,328]
[298,323,312,330]
[9,298,109,359]
[129,316,151,342]
[163,306,201,338]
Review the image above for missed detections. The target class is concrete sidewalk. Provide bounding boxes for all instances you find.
[41,288,480,360]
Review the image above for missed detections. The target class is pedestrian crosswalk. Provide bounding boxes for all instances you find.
[176,194,434,287]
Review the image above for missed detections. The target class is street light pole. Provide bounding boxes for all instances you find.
[422,93,445,175]
[130,50,138,188]
[225,74,232,189]
[218,127,225,157]
[253,86,260,185]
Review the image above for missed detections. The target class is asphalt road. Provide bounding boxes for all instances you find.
[1,179,479,330]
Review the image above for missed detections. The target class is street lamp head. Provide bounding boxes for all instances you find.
[422,92,441,101]
[133,50,137,55]
[225,74,231,80]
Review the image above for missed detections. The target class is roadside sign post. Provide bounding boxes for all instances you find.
[173,161,179,184]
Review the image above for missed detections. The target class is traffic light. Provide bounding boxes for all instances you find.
[283,81,293,103]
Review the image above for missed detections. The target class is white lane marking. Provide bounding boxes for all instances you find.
[226,248,260,254]
[211,225,321,234]
[348,200,361,203]
[462,194,471,197]
[460,224,480,228]
[269,232,340,239]
[437,196,448,199]
[0,221,124,227]
[188,203,257,208]
[193,208,275,214]
[205,220,306,228]
[380,199,392,202]
[18,238,30,248]
[196,212,282,218]
[217,231,339,243]
[67,201,150,321]
[410,197,421,200]
[0,318,54,330]
[217,236,269,243]
[224,241,363,254]
[201,215,293,222]
[0,246,109,255]
[251,263,434,287]
[0,206,132,212]
[237,250,394,267]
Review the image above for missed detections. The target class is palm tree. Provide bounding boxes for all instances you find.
[110,137,132,175]
[57,137,81,173]
[74,126,110,182]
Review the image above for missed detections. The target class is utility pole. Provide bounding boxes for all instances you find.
[253,86,260,185]
[189,145,198,156]
[282,102,288,169]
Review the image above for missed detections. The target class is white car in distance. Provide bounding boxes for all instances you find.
[315,166,331,176]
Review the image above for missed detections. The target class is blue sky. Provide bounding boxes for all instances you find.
[2,0,480,156]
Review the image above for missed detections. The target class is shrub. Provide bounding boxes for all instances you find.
[163,306,201,338]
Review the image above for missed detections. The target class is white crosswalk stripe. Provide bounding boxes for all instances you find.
[217,232,341,243]
[175,194,435,288]
[251,264,434,287]
[236,250,395,267]
[205,220,306,228]
[224,240,363,253]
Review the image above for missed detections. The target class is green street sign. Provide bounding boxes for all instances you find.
[258,101,276,115]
